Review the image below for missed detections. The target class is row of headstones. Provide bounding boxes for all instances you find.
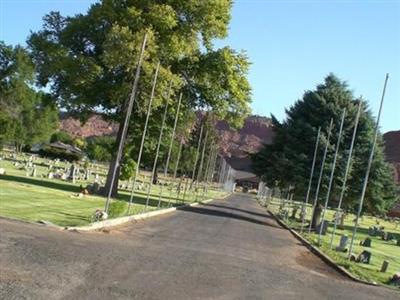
[368,225,400,245]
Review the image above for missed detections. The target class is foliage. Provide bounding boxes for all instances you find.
[119,157,136,181]
[85,136,115,162]
[107,201,127,218]
[0,42,59,150]
[50,131,73,144]
[28,0,251,193]
[252,74,397,214]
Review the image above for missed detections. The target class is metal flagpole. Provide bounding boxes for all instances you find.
[174,136,183,201]
[195,129,209,201]
[202,144,215,200]
[189,122,204,191]
[159,93,182,207]
[348,74,389,259]
[168,136,184,206]
[300,127,321,233]
[105,33,147,213]
[318,109,346,245]
[127,61,160,214]
[308,119,334,233]
[145,82,172,210]
[329,101,362,249]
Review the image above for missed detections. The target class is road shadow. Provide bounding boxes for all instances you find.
[179,205,283,229]
[203,203,273,220]
[0,174,80,193]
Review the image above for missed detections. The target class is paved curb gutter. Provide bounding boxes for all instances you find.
[267,209,378,287]
[66,193,231,232]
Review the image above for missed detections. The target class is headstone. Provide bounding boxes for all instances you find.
[380,260,389,272]
[68,165,76,183]
[389,273,400,286]
[360,237,372,247]
[316,220,329,235]
[61,172,68,180]
[47,172,54,179]
[336,235,349,252]
[356,250,371,264]
[368,226,376,236]
[31,167,37,177]
[0,168,5,175]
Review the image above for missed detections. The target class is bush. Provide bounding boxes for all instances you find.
[50,131,74,144]
[39,146,82,162]
[108,201,127,218]
[86,136,115,162]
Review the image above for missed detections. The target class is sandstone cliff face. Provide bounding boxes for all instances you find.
[60,114,118,138]
[216,116,274,159]
[59,114,398,182]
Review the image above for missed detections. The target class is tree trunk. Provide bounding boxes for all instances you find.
[311,203,323,230]
[104,121,125,198]
[153,166,158,185]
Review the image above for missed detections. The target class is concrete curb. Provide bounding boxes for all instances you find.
[266,209,378,287]
[66,193,230,232]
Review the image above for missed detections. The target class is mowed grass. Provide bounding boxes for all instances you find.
[0,177,145,227]
[0,152,226,227]
[265,198,400,286]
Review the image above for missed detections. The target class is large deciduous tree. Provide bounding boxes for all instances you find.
[28,0,251,196]
[0,42,58,151]
[252,74,397,225]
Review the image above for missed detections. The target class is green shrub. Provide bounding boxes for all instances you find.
[108,201,127,218]
[50,131,73,144]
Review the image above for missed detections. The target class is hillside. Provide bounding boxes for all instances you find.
[59,114,399,181]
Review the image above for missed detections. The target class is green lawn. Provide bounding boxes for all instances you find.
[264,198,400,287]
[0,151,225,227]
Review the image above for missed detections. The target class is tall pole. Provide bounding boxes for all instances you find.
[158,93,182,207]
[348,74,389,258]
[173,136,184,179]
[127,61,160,214]
[300,127,321,233]
[195,129,209,201]
[190,123,204,186]
[105,33,147,213]
[145,82,172,210]
[318,109,346,245]
[329,101,362,249]
[169,136,184,205]
[202,144,215,200]
[308,119,334,233]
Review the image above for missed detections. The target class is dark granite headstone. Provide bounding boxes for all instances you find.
[360,237,372,247]
[380,260,389,272]
[356,250,371,264]
[316,220,329,235]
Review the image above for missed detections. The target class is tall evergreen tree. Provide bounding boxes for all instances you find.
[252,74,397,223]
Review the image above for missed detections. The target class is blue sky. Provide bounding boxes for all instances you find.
[1,0,399,132]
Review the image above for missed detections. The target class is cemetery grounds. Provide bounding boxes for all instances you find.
[265,197,400,288]
[0,149,224,227]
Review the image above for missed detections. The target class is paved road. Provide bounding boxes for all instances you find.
[0,194,398,299]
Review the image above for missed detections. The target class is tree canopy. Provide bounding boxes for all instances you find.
[0,42,58,150]
[28,0,251,195]
[252,74,397,214]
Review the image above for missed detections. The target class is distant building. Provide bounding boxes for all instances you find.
[48,141,83,155]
